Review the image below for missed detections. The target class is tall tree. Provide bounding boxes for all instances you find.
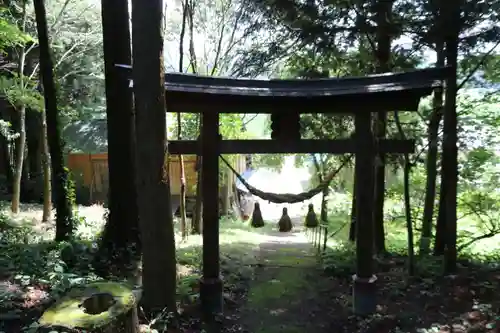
[422,2,445,254]
[41,107,51,222]
[373,0,393,254]
[442,0,461,273]
[33,0,74,242]
[177,0,188,240]
[94,0,141,277]
[10,0,28,214]
[131,0,177,312]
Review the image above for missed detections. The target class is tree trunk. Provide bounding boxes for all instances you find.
[320,186,328,223]
[11,106,26,213]
[311,154,328,223]
[41,109,51,222]
[192,156,202,234]
[177,137,187,240]
[177,2,188,240]
[131,0,177,312]
[442,0,460,274]
[394,111,415,275]
[221,169,230,216]
[11,1,28,214]
[372,0,393,254]
[349,172,357,242]
[33,0,74,242]
[26,109,43,202]
[95,0,141,278]
[434,168,447,255]
[0,133,13,193]
[192,123,203,234]
[421,42,444,255]
[178,154,188,239]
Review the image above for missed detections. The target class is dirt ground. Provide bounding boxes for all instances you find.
[226,223,500,333]
[2,205,500,333]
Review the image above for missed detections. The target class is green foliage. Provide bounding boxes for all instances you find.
[0,75,44,111]
[64,166,77,207]
[0,13,33,53]
[0,119,18,141]
[0,213,99,300]
[321,242,356,276]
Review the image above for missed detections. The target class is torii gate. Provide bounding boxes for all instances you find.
[123,65,450,317]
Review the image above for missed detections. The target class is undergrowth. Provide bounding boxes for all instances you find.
[0,206,263,332]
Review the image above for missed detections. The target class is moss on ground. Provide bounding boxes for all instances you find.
[39,281,136,329]
[243,240,325,333]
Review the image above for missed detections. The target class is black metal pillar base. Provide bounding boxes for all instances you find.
[200,276,223,320]
[352,274,377,316]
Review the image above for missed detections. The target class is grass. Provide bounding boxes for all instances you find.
[0,202,279,332]
[318,192,500,256]
[241,231,330,333]
[1,192,500,333]
[314,193,500,333]
[247,247,314,304]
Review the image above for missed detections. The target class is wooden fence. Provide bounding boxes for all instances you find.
[67,153,246,205]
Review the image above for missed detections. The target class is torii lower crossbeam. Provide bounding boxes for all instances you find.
[168,138,414,154]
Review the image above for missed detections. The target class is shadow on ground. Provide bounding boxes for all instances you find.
[231,225,500,333]
[2,216,500,333]
[237,229,335,333]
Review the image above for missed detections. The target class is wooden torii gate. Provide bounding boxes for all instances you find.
[125,65,450,317]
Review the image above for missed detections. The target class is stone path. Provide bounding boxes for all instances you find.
[238,226,334,333]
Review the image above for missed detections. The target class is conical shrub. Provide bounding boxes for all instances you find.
[305,203,319,228]
[278,207,293,232]
[250,202,265,228]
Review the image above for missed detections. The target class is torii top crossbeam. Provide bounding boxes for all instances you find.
[117,65,451,114]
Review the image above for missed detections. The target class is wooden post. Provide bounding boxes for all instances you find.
[323,226,328,252]
[200,110,223,319]
[352,112,377,315]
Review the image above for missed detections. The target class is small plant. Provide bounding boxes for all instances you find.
[321,243,356,276]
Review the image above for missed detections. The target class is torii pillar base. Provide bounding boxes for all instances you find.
[352,274,377,316]
[200,276,223,320]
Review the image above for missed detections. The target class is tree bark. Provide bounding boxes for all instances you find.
[0,133,13,193]
[434,166,447,255]
[26,110,43,202]
[41,108,51,222]
[95,0,141,278]
[131,0,177,312]
[311,154,328,223]
[349,172,357,242]
[320,186,328,223]
[33,0,74,242]
[221,170,230,216]
[442,0,460,274]
[177,0,188,240]
[372,0,393,254]
[192,156,203,234]
[421,42,444,255]
[11,106,26,213]
[192,126,203,235]
[11,1,28,214]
